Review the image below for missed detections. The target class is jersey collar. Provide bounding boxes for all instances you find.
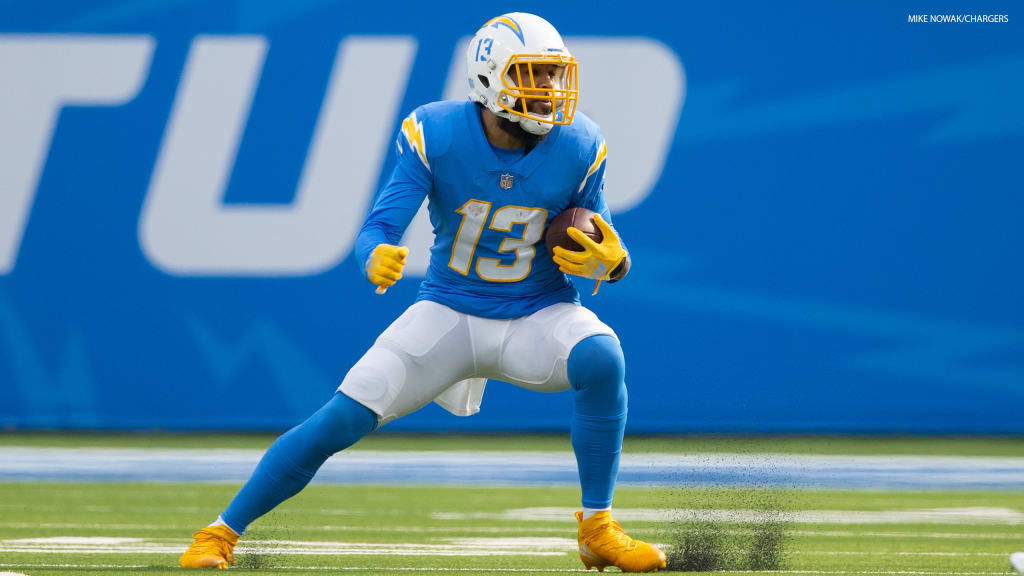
[464,101,560,178]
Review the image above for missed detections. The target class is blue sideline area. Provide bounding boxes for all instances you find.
[0,2,1021,433]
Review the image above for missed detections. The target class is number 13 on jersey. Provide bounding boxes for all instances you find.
[449,199,548,282]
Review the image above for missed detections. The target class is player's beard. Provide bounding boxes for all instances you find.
[497,112,544,149]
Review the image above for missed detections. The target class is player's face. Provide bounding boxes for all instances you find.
[508,62,566,117]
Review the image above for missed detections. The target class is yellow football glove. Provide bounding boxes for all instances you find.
[551,213,627,295]
[367,244,409,294]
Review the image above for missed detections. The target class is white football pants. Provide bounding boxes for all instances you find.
[339,300,617,425]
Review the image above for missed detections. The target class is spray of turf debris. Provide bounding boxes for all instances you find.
[658,442,792,572]
[234,518,291,570]
[664,497,789,571]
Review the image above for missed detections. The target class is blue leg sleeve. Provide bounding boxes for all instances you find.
[569,334,627,510]
[220,392,377,534]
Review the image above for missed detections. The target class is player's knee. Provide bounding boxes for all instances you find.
[306,392,378,456]
[568,335,626,401]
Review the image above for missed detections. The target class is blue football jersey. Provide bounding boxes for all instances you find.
[356,100,613,319]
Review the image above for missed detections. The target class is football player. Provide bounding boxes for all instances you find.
[180,12,665,573]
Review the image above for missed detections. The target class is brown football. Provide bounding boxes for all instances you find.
[545,207,602,256]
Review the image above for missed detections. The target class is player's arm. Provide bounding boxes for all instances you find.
[356,112,433,293]
[552,139,630,293]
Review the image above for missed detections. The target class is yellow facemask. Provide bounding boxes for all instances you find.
[497,54,579,126]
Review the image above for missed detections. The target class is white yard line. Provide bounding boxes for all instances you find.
[1,566,150,570]
[0,503,203,513]
[0,536,575,557]
[4,523,1024,539]
[790,552,1010,557]
[782,530,1024,540]
[753,569,1015,573]
[433,506,1024,525]
[0,565,1016,575]
[0,536,1018,558]
[1,522,175,530]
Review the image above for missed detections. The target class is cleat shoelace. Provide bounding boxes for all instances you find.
[190,530,235,564]
[587,519,640,554]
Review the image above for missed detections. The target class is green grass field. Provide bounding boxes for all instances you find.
[3,432,1023,456]
[1,435,1022,576]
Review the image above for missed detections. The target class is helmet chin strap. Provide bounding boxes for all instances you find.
[500,108,554,136]
[519,117,554,135]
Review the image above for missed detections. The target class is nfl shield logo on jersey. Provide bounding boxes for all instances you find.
[500,173,514,190]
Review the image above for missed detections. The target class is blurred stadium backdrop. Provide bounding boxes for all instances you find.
[1,0,1022,434]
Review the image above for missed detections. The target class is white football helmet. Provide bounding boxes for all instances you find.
[466,13,578,135]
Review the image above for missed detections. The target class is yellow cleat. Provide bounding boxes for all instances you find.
[179,525,238,569]
[576,510,667,573]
